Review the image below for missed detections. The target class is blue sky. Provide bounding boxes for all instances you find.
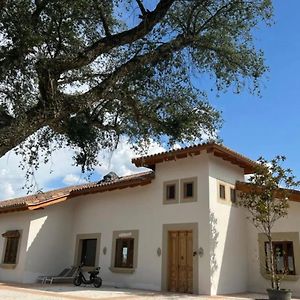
[206,0,300,176]
[0,0,299,200]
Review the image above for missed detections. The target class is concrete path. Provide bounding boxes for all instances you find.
[0,283,298,300]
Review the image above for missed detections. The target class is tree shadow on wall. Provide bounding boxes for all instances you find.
[209,212,219,282]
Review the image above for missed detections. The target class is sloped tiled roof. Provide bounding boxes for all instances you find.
[236,181,300,203]
[0,171,155,214]
[0,186,73,211]
[132,142,258,174]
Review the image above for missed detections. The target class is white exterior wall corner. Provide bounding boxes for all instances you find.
[0,201,74,283]
[23,201,74,283]
[208,155,248,295]
[0,211,31,283]
[71,153,212,294]
[247,201,300,297]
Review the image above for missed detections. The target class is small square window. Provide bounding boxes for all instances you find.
[184,182,194,198]
[181,177,197,203]
[163,180,179,204]
[166,184,176,200]
[219,184,226,200]
[230,188,236,203]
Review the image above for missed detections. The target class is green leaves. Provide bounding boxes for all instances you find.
[0,0,273,175]
[238,156,300,287]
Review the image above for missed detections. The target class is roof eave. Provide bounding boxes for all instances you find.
[236,181,300,203]
[71,172,155,197]
[132,144,257,175]
[0,172,155,214]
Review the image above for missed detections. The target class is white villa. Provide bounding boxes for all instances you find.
[0,143,299,296]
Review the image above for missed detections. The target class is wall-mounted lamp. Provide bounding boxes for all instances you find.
[157,247,162,257]
[198,247,204,257]
[194,247,204,257]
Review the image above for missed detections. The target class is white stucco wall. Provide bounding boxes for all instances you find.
[1,150,299,297]
[71,153,211,294]
[247,201,300,297]
[23,201,74,283]
[0,211,31,282]
[0,201,74,283]
[208,155,248,295]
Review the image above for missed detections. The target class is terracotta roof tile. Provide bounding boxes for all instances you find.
[0,171,154,213]
[132,142,258,174]
[0,143,260,213]
[0,186,73,208]
[236,181,300,203]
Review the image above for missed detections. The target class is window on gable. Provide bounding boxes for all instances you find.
[265,241,296,275]
[80,239,97,267]
[230,187,236,203]
[181,177,197,203]
[219,184,226,200]
[163,180,179,204]
[115,238,134,268]
[2,230,20,265]
[184,182,194,198]
[166,184,176,200]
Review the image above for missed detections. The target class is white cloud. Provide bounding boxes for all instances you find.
[62,174,88,185]
[0,137,166,201]
[96,138,165,176]
[0,182,15,199]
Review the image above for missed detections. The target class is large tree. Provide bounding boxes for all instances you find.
[0,0,272,172]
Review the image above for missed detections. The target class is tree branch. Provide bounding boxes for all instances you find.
[0,109,13,128]
[0,0,48,72]
[0,106,48,157]
[0,0,7,10]
[69,33,193,102]
[57,34,193,119]
[32,0,48,26]
[53,0,174,73]
[136,0,148,18]
[196,2,233,34]
[54,17,64,58]
[99,8,111,36]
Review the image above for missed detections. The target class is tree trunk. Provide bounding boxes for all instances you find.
[267,230,276,290]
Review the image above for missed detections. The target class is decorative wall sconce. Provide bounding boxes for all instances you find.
[198,247,204,257]
[194,247,204,257]
[157,247,162,257]
[103,246,107,255]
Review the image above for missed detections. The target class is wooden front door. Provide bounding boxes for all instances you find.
[168,230,193,293]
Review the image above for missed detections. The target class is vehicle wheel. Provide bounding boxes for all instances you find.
[93,277,102,288]
[73,276,82,286]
